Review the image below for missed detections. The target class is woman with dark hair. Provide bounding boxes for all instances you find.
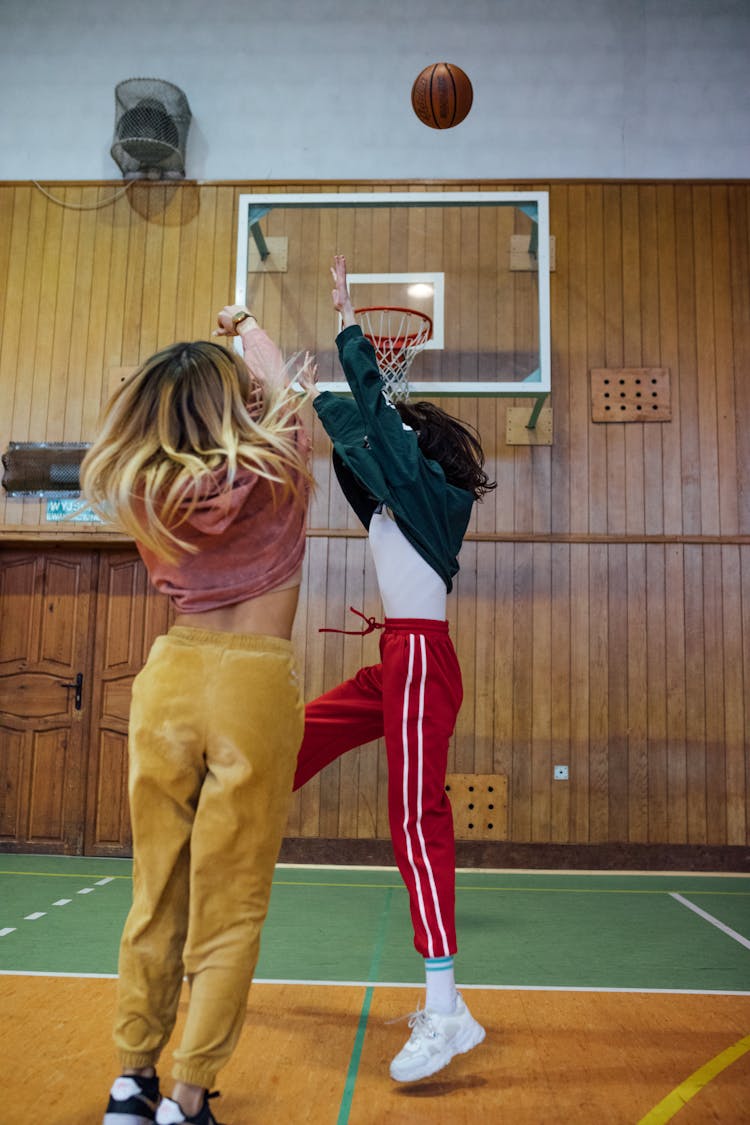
[294,255,495,1084]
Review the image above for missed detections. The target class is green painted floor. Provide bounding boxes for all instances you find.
[1,855,748,992]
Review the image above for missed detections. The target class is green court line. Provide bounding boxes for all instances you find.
[273,882,750,896]
[336,887,393,1125]
[1,870,748,896]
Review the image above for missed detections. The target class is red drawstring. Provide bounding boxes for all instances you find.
[319,606,385,636]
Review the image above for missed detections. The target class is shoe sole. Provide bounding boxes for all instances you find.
[390,1020,486,1083]
[103,1114,155,1125]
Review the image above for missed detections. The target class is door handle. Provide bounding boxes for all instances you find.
[61,672,83,711]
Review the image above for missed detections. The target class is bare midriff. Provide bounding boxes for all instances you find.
[173,567,302,639]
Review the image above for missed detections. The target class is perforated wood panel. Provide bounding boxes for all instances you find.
[445,773,508,840]
[590,368,671,422]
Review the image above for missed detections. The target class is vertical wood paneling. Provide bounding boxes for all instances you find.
[703,546,726,844]
[607,545,629,840]
[684,545,707,842]
[491,542,515,794]
[586,185,607,535]
[530,543,552,841]
[639,185,665,536]
[626,544,648,841]
[549,543,571,842]
[693,186,721,536]
[549,185,570,535]
[1,181,748,850]
[569,542,591,839]
[656,185,683,536]
[728,186,750,534]
[665,543,688,842]
[588,544,609,841]
[674,185,702,535]
[722,547,747,845]
[603,186,627,533]
[622,185,646,536]
[711,186,739,536]
[645,546,668,840]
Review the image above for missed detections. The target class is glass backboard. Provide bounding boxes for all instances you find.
[235,191,550,399]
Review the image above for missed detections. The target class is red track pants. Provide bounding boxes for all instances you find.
[293,618,462,957]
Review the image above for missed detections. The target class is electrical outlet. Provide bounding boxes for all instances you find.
[553,765,569,780]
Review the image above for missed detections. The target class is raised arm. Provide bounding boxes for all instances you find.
[213,303,288,390]
[326,256,422,483]
[331,254,357,329]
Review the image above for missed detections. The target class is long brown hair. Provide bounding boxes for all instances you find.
[81,339,311,559]
[395,400,496,500]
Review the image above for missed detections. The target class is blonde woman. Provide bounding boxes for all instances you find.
[83,308,313,1125]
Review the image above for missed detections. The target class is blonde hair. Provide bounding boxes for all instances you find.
[81,339,311,560]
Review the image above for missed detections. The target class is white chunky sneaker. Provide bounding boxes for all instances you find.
[389,992,485,1082]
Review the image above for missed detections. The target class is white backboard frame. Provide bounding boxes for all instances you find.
[235,191,551,399]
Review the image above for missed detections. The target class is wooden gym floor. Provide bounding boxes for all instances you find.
[1,856,748,1124]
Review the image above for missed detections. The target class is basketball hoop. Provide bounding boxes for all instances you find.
[355,306,433,403]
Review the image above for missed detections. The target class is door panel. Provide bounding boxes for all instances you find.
[0,550,95,853]
[84,551,172,855]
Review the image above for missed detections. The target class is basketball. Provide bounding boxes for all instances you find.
[411,62,474,130]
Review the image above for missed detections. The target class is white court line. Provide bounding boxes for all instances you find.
[253,981,750,997]
[1,879,114,937]
[0,969,748,996]
[95,877,114,885]
[670,891,750,950]
[0,969,117,979]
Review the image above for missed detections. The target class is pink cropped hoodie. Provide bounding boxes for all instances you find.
[135,327,310,613]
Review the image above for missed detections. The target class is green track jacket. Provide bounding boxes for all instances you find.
[313,324,474,593]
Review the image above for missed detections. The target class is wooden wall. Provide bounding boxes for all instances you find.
[1,180,748,851]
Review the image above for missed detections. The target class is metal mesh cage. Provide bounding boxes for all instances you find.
[111,78,191,179]
[1,443,90,497]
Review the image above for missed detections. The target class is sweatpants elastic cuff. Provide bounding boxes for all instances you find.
[172,1063,219,1089]
[118,1052,160,1071]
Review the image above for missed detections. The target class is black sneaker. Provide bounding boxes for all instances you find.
[155,1092,223,1125]
[103,1074,160,1124]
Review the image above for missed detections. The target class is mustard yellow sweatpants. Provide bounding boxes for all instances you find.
[113,625,303,1089]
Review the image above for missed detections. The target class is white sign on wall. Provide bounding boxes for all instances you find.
[45,498,102,523]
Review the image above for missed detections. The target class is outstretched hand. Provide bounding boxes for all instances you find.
[331,254,356,328]
[295,351,320,397]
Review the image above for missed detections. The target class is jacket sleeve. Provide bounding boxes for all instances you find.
[335,325,422,484]
[313,390,367,445]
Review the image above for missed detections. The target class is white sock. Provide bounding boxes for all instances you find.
[424,955,457,1013]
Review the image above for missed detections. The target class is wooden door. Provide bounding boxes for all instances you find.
[84,550,171,855]
[0,549,95,853]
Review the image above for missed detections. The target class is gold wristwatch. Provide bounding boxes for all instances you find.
[231,310,253,331]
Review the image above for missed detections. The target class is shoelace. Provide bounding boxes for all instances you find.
[318,606,385,636]
[204,1090,224,1125]
[386,1004,438,1040]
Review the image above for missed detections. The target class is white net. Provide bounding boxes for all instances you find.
[355,307,433,403]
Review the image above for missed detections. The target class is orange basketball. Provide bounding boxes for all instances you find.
[411,62,474,130]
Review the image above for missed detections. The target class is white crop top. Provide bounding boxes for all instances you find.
[368,505,447,620]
